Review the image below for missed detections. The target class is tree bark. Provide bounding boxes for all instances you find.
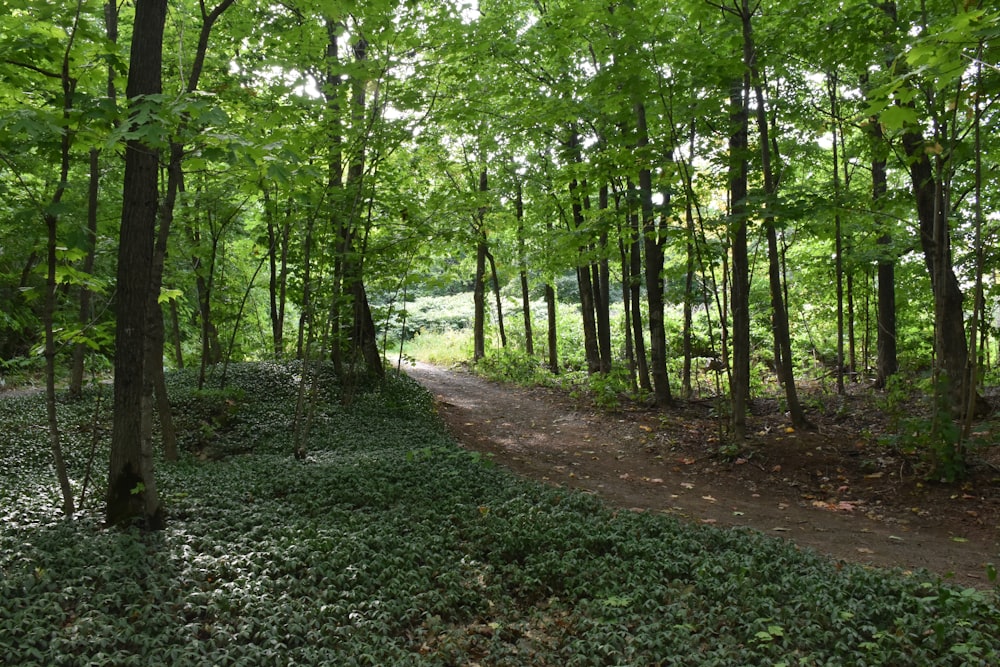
[636,101,671,406]
[595,185,613,373]
[473,168,488,362]
[902,128,972,413]
[566,132,600,374]
[729,77,751,441]
[487,250,507,348]
[474,235,488,361]
[516,182,534,355]
[107,0,168,530]
[627,179,651,392]
[741,0,806,428]
[545,283,558,373]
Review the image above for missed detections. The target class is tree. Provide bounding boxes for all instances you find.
[107,0,168,530]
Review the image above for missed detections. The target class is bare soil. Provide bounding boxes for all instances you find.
[407,362,1000,589]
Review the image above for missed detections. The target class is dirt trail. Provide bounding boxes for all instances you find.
[407,362,1000,589]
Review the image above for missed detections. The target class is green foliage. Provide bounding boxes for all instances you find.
[877,375,967,482]
[3,361,1000,664]
[474,348,551,386]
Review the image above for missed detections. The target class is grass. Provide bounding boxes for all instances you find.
[2,361,999,665]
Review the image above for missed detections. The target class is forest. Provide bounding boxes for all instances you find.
[1,0,1000,663]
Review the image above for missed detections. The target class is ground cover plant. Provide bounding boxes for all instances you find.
[2,362,1000,665]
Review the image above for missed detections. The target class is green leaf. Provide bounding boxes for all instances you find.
[879,105,919,130]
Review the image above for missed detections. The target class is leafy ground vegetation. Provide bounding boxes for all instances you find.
[2,362,1000,665]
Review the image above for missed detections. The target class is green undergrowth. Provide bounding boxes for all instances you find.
[1,362,999,665]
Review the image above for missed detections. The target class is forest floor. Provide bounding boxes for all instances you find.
[407,362,1000,589]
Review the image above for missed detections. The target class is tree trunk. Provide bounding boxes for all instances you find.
[487,250,507,348]
[566,151,600,373]
[474,236,488,362]
[353,279,384,377]
[618,220,637,391]
[870,105,897,389]
[296,217,314,360]
[515,181,534,355]
[264,185,290,359]
[829,75,846,396]
[545,283,558,373]
[729,77,751,441]
[107,0,168,530]
[70,147,100,399]
[595,185,613,374]
[43,25,77,513]
[902,128,972,413]
[627,180,651,392]
[169,298,184,368]
[636,101,671,406]
[682,190,696,399]
[741,0,805,428]
[473,168,488,362]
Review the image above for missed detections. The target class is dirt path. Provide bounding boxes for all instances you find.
[407,362,1000,589]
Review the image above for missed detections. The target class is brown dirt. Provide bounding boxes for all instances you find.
[407,362,1000,589]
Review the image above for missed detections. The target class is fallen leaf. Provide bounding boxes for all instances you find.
[702,495,717,502]
[649,478,664,484]
[857,547,875,554]
[951,537,969,543]
[619,473,630,480]
[700,518,717,524]
[680,482,695,489]
[771,465,782,473]
[864,472,884,479]
[680,457,696,465]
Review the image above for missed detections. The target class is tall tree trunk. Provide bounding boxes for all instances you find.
[71,1,118,398]
[729,77,751,441]
[353,280,384,376]
[486,250,507,348]
[575,257,600,374]
[636,101,671,406]
[595,185,613,373]
[870,111,897,389]
[627,180,651,393]
[618,216,637,391]
[473,167,488,362]
[325,18,346,374]
[43,10,80,514]
[545,283,558,373]
[107,0,168,530]
[516,181,534,355]
[474,236,488,362]
[963,52,987,434]
[70,146,99,400]
[741,0,805,428]
[829,74,846,395]
[902,128,972,414]
[566,132,600,374]
[296,217,314,360]
[144,0,234,456]
[264,185,290,359]
[169,298,184,368]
